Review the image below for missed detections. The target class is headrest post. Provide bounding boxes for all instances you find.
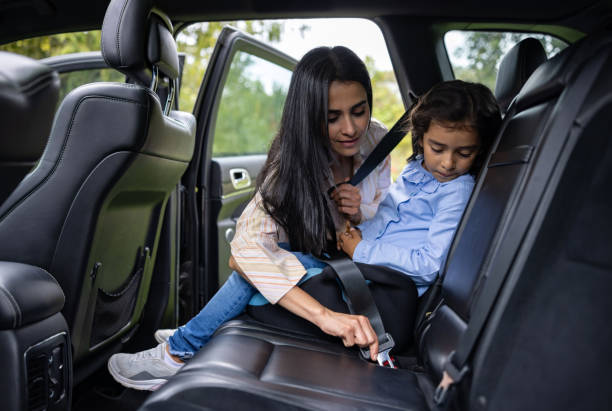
[163,78,176,115]
[150,66,159,92]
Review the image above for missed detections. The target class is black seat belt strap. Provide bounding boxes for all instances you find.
[349,109,411,187]
[325,256,396,368]
[328,92,417,196]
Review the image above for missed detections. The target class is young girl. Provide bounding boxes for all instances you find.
[338,80,501,298]
[109,45,391,390]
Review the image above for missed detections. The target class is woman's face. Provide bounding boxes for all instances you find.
[327,80,370,158]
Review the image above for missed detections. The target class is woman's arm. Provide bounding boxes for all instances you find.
[229,256,379,360]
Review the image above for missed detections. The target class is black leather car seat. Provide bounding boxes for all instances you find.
[0,51,59,206]
[494,37,547,115]
[0,0,195,382]
[141,29,612,411]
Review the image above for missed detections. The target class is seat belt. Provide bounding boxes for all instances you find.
[324,257,396,368]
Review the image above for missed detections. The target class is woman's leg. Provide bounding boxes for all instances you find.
[167,271,255,359]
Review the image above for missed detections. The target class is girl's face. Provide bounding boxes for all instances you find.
[327,80,370,158]
[420,122,480,183]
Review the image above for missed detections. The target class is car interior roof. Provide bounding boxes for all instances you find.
[0,0,610,44]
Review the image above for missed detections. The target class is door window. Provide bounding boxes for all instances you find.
[444,31,568,91]
[211,51,292,156]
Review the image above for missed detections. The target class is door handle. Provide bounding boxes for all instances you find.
[229,168,251,190]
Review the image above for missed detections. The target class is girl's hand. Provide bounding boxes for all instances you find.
[330,181,362,224]
[338,227,362,258]
[313,308,378,360]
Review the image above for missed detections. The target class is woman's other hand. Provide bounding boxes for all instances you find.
[338,227,362,258]
[330,181,362,224]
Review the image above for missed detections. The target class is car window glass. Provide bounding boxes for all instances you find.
[0,31,101,58]
[211,51,292,156]
[58,69,125,101]
[444,31,568,91]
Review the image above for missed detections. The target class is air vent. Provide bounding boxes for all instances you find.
[26,354,47,411]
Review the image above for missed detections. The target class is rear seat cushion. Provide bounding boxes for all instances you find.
[141,332,430,411]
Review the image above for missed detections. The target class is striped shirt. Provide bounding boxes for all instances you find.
[230,120,390,304]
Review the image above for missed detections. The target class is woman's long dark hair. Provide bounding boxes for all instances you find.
[256,46,372,256]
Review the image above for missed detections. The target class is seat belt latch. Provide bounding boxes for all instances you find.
[433,351,469,406]
[361,333,397,369]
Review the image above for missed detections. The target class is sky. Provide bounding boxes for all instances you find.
[249,18,467,72]
[264,18,394,71]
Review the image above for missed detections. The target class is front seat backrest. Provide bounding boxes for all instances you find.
[0,52,59,205]
[0,0,195,379]
[494,37,547,115]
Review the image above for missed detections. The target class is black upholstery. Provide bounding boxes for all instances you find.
[0,261,70,411]
[101,0,179,84]
[0,51,59,206]
[141,30,612,411]
[0,0,195,382]
[494,37,547,114]
[0,261,64,330]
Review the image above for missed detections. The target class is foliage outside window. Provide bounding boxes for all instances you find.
[445,31,568,92]
[211,51,291,156]
[0,31,101,58]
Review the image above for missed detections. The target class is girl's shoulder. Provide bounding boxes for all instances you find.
[437,173,475,200]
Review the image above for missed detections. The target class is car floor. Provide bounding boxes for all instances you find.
[72,367,151,411]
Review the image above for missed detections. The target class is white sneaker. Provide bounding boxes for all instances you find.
[154,328,177,344]
[107,343,182,391]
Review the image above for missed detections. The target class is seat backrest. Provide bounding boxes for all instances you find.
[494,37,547,115]
[0,52,59,205]
[417,34,587,380]
[466,30,612,411]
[0,0,195,376]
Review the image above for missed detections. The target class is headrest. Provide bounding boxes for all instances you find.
[101,0,179,86]
[0,51,59,160]
[513,46,571,112]
[494,38,547,114]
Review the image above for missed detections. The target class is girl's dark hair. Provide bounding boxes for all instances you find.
[408,80,502,175]
[256,46,372,256]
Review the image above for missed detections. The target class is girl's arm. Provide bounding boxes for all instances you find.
[350,183,472,289]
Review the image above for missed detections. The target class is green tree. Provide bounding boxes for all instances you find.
[212,52,289,156]
[0,31,102,58]
[177,21,283,112]
[365,56,412,179]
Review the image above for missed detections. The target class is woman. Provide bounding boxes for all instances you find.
[108,46,390,391]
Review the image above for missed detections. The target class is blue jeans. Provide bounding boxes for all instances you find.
[168,246,324,359]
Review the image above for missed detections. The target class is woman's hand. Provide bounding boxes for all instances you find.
[277,286,379,360]
[330,181,362,224]
[337,227,362,258]
[312,308,378,358]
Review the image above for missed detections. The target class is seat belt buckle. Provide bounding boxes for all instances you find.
[433,351,470,406]
[360,333,397,368]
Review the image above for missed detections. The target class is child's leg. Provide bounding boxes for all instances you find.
[167,270,255,359]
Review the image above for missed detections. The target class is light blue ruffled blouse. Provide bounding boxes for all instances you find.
[354,157,475,296]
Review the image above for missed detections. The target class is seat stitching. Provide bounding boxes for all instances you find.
[0,95,147,223]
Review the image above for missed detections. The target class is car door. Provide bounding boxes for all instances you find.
[192,26,296,303]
